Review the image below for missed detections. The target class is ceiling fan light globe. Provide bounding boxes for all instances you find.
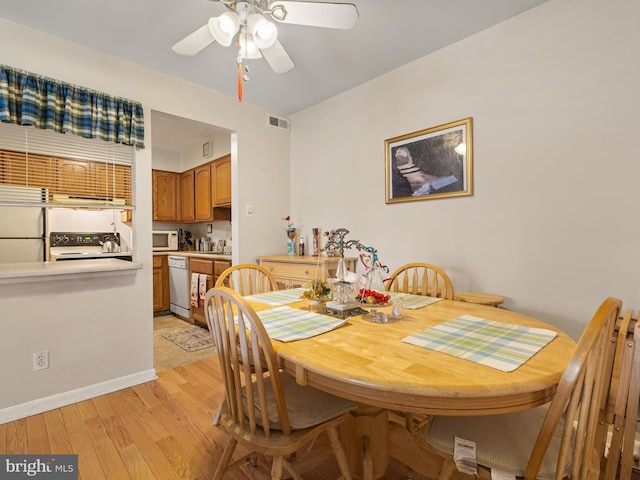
[209,12,240,47]
[247,14,278,49]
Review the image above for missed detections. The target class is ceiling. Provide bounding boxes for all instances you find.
[1,0,548,116]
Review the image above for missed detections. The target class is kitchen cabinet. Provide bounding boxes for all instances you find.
[153,255,170,314]
[95,163,132,203]
[180,170,195,222]
[257,255,357,290]
[189,256,232,325]
[194,163,213,221]
[211,154,231,206]
[1,149,132,202]
[0,151,56,192]
[174,157,231,223]
[152,169,178,222]
[189,257,214,326]
[56,159,94,196]
[214,259,232,285]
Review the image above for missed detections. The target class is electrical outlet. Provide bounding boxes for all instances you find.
[33,351,49,371]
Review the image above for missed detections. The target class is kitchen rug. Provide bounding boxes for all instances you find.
[162,326,214,352]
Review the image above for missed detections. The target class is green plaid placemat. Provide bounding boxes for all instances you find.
[402,314,557,372]
[244,288,307,306]
[256,306,347,342]
[388,293,444,309]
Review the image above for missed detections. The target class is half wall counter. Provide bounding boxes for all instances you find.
[0,259,142,284]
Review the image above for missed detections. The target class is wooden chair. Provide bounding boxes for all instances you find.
[425,296,623,480]
[204,286,356,480]
[214,263,278,295]
[385,262,455,437]
[385,262,455,299]
[603,311,638,480]
[212,263,278,426]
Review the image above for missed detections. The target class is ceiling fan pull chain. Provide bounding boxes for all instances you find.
[236,46,243,102]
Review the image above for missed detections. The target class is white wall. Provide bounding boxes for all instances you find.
[290,0,640,340]
[0,19,290,420]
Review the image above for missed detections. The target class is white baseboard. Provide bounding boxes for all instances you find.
[0,369,158,425]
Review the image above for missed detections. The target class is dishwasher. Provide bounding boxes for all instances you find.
[168,256,190,318]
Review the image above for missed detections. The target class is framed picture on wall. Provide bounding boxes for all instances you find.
[385,117,473,203]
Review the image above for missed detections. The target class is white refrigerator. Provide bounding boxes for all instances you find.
[0,185,48,263]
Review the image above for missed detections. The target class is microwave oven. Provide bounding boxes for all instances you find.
[153,231,178,251]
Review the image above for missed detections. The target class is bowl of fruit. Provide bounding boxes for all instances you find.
[357,288,391,306]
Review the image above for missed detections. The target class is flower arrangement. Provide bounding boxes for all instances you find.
[301,280,332,301]
[283,215,296,237]
[283,215,294,230]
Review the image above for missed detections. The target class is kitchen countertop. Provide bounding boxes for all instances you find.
[153,251,232,261]
[0,258,142,284]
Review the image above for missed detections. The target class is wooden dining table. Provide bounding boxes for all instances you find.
[245,293,576,479]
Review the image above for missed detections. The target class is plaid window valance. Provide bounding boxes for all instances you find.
[0,65,145,148]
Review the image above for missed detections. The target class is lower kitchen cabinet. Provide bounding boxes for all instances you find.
[153,255,170,314]
[189,257,232,326]
[257,255,357,290]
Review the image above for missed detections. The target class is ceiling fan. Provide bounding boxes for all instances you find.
[172,1,358,98]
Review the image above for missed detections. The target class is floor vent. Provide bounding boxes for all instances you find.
[268,115,289,130]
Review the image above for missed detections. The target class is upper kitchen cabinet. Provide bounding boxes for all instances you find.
[180,169,195,222]
[57,159,132,201]
[0,150,56,191]
[171,155,231,224]
[152,170,178,222]
[194,163,213,221]
[94,163,132,204]
[1,149,133,203]
[56,159,94,197]
[211,154,231,207]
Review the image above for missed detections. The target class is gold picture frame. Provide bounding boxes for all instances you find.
[385,117,473,203]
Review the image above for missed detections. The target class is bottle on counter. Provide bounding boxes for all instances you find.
[299,238,305,256]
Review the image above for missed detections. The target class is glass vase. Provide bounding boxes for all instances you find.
[287,228,296,256]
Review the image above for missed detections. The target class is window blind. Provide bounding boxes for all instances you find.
[0,122,135,209]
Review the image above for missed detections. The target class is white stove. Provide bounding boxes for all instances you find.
[49,232,132,261]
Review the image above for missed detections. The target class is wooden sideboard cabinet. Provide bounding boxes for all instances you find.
[257,255,357,290]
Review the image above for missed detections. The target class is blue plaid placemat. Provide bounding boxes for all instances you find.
[244,288,307,306]
[255,306,347,342]
[388,293,444,309]
[402,315,557,372]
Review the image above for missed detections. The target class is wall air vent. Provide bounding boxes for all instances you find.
[268,115,289,130]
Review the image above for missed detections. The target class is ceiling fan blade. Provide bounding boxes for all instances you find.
[172,22,215,56]
[260,39,295,73]
[269,1,358,29]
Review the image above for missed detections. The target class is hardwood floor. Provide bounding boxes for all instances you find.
[0,357,420,480]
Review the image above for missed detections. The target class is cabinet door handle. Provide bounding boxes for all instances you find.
[304,269,309,275]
